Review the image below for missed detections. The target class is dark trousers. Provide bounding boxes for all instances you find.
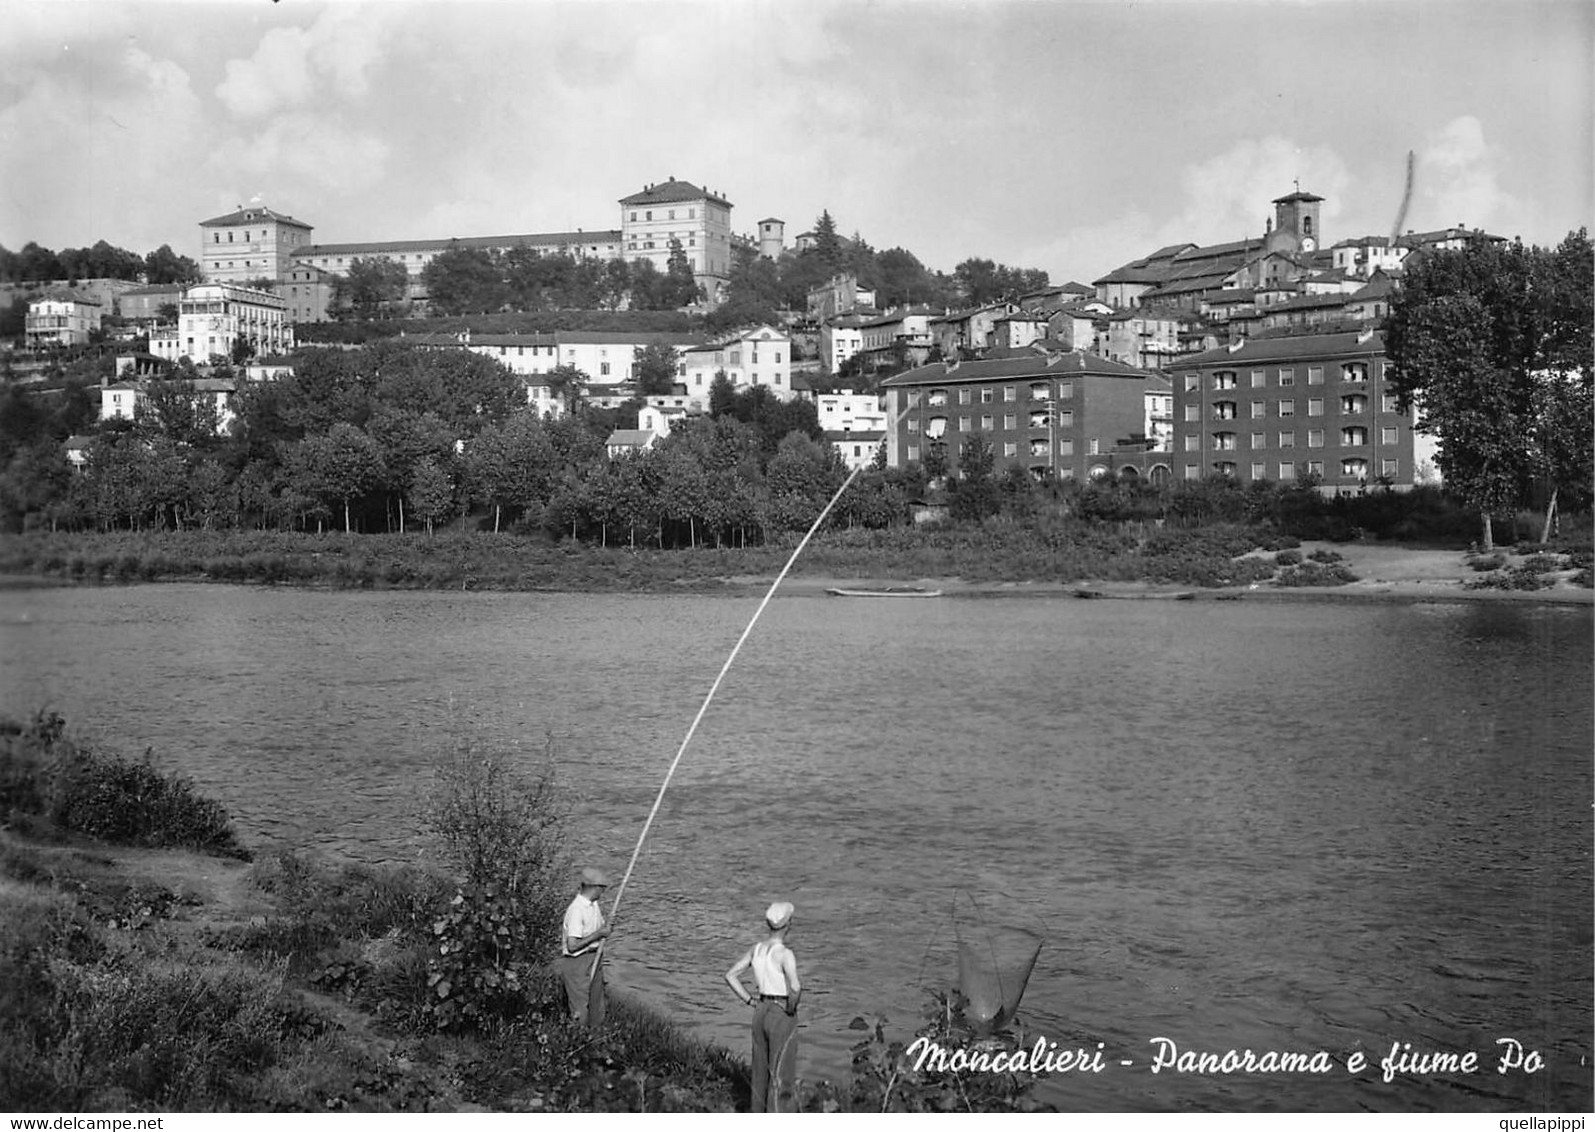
[559,952,605,1028]
[751,999,798,1112]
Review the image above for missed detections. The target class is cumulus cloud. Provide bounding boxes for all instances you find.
[1413,115,1525,234]
[1023,136,1355,280]
[216,6,393,118]
[206,111,391,197]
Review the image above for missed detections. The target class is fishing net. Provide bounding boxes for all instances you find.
[952,892,1044,1035]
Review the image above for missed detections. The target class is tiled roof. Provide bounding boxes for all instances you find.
[880,349,1150,387]
[1349,273,1398,301]
[294,231,620,258]
[618,178,730,207]
[1177,329,1385,368]
[1204,289,1255,304]
[606,430,656,446]
[201,205,312,228]
[1272,190,1325,204]
[1271,293,1348,312]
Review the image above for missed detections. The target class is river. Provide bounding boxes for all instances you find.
[1,583,1589,1112]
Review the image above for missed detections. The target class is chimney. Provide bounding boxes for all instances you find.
[1228,338,1246,352]
[1356,327,1376,344]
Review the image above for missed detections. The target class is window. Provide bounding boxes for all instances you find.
[1029,410,1050,428]
[668,210,675,219]
[907,417,919,432]
[1029,382,1050,401]
[1342,457,1369,478]
[1279,400,1295,417]
[1058,383,1074,399]
[775,352,782,363]
[1382,394,1399,413]
[1343,362,1368,383]
[1307,460,1324,477]
[959,415,970,431]
[1279,370,1294,387]
[1059,439,1074,456]
[927,416,947,438]
[1029,439,1049,457]
[980,389,994,403]
[1279,462,1295,480]
[1184,435,1200,452]
[1004,386,1017,402]
[1308,429,1324,448]
[645,211,652,220]
[1251,462,1266,480]
[927,389,948,407]
[907,445,919,462]
[981,414,993,430]
[600,362,610,376]
[1184,405,1201,422]
[1250,432,1265,449]
[1088,438,1100,455]
[1251,400,1266,418]
[1057,410,1074,427]
[1342,394,1368,414]
[1381,426,1399,445]
[1185,464,1200,480]
[1184,374,1200,392]
[1381,458,1399,478]
[1003,414,1016,430]
[1251,370,1266,388]
[1307,366,1324,385]
[1213,401,1237,420]
[1213,371,1237,390]
[1212,432,1237,452]
[1213,461,1237,477]
[1003,442,1018,457]
[1341,426,1368,447]
[1279,431,1296,448]
[629,212,636,222]
[959,389,972,404]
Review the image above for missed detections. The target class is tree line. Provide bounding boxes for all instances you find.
[0,241,202,286]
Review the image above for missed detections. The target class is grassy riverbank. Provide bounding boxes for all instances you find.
[1,525,1590,598]
[0,713,1050,1113]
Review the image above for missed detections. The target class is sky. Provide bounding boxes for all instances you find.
[2,0,1591,285]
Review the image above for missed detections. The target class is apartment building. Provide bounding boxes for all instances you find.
[880,349,1161,482]
[1170,329,1424,494]
[147,283,293,363]
[820,316,865,374]
[680,325,794,406]
[25,294,103,347]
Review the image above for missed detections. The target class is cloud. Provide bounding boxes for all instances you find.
[215,6,393,119]
[1023,136,1354,281]
[1413,116,1525,234]
[206,112,392,198]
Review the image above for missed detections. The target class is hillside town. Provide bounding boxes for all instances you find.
[5,173,1520,508]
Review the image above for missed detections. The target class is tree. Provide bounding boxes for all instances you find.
[285,423,386,533]
[333,257,411,320]
[368,407,455,531]
[1384,229,1593,548]
[422,246,506,315]
[545,364,589,417]
[662,239,704,309]
[144,244,202,285]
[633,343,680,397]
[811,210,844,273]
[409,455,456,535]
[950,432,1000,522]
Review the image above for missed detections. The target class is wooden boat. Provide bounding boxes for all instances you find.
[826,586,943,598]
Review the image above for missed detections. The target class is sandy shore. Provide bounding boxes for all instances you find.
[757,543,1595,606]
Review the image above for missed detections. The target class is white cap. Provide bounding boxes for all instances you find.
[765,901,794,929]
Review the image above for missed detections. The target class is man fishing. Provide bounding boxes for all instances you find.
[560,866,611,1028]
[724,901,802,1112]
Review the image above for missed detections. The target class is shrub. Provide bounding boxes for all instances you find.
[1274,549,1303,566]
[0,712,246,858]
[1276,562,1359,587]
[1468,552,1508,572]
[1307,549,1344,564]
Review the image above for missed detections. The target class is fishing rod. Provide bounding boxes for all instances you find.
[585,422,906,988]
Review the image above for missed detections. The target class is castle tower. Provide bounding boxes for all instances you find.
[757,217,785,260]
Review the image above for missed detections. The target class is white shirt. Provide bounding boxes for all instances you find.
[562,891,605,957]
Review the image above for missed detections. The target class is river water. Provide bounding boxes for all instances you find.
[1,583,1589,1112]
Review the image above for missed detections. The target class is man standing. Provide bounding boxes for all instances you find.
[561,866,610,1028]
[724,901,802,1112]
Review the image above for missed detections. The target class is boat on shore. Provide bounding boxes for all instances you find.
[826,586,943,598]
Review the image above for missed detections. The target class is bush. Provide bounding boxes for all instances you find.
[0,713,245,858]
[1468,552,1508,572]
[1274,549,1302,566]
[419,732,569,1031]
[1276,562,1359,587]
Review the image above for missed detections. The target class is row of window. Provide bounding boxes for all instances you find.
[628,208,698,222]
[1188,426,1400,451]
[1190,362,1378,391]
[212,229,303,244]
[1194,395,1395,420]
[1188,459,1397,480]
[921,382,1075,408]
[911,410,1085,435]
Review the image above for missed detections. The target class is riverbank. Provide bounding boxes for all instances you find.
[1,528,1589,603]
